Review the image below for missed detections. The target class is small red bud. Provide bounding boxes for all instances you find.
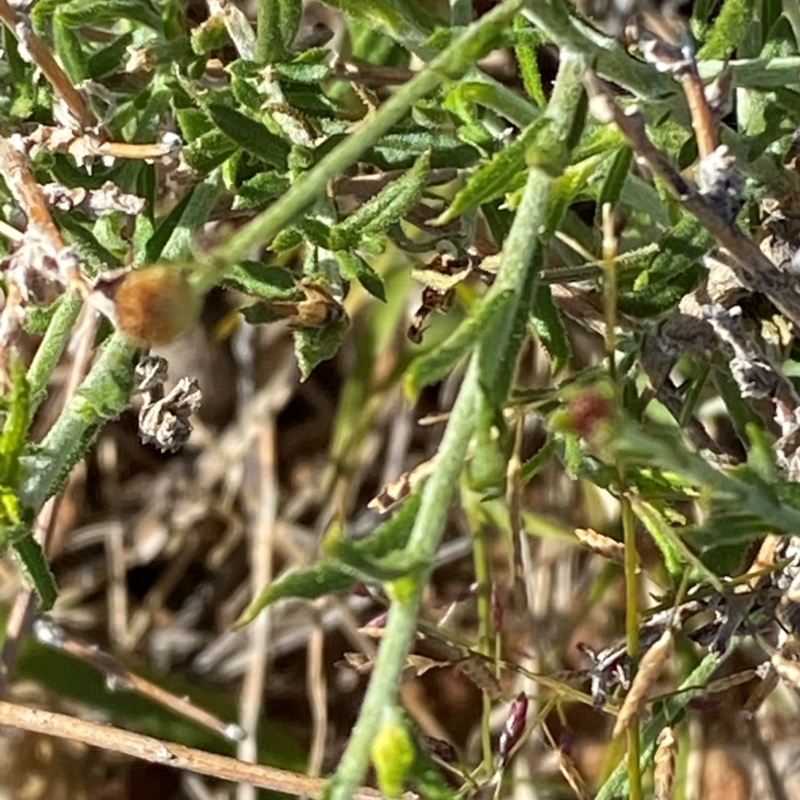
[498,692,528,762]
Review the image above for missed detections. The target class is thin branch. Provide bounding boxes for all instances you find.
[0,698,382,799]
[0,0,96,129]
[585,73,800,329]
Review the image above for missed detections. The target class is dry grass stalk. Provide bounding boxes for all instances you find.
[556,748,590,800]
[612,628,674,738]
[574,527,625,564]
[654,725,678,800]
[33,618,244,741]
[0,698,382,799]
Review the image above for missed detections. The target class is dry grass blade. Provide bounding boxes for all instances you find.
[33,618,245,741]
[574,528,625,564]
[612,629,674,738]
[0,698,383,799]
[556,749,590,800]
[654,725,677,800]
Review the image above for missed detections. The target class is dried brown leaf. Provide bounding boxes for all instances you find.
[612,629,674,738]
[654,726,677,800]
[574,528,625,564]
[556,749,590,800]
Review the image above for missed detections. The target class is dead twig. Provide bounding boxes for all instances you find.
[0,698,384,799]
[0,0,96,129]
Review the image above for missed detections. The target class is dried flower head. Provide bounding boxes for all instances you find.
[114,266,200,345]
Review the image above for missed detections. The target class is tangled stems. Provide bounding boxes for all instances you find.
[323,48,589,800]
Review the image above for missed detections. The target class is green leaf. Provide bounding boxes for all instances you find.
[0,359,31,486]
[183,129,238,174]
[440,117,548,221]
[56,0,163,32]
[698,0,751,60]
[513,17,546,107]
[53,16,87,82]
[329,151,431,251]
[371,708,416,798]
[233,171,292,210]
[236,494,422,626]
[293,317,350,380]
[596,145,633,216]
[206,103,290,168]
[256,0,303,62]
[13,536,58,610]
[521,435,557,484]
[87,32,135,80]
[531,284,570,374]
[271,227,305,251]
[222,262,297,297]
[367,131,479,170]
[335,251,387,301]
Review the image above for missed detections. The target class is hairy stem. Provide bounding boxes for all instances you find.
[323,48,589,800]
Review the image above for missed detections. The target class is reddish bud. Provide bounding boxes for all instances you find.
[498,692,528,761]
[567,390,613,438]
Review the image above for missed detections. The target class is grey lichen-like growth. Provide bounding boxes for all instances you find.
[135,355,202,453]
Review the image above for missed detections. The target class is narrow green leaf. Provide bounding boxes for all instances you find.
[330,151,431,251]
[0,360,31,485]
[440,117,548,221]
[236,494,422,626]
[233,171,292,210]
[698,0,752,60]
[513,17,546,107]
[294,317,350,380]
[206,103,290,168]
[335,251,387,302]
[222,262,297,298]
[372,708,416,799]
[531,284,570,374]
[183,129,238,174]
[87,32,134,80]
[57,0,163,32]
[596,145,633,216]
[521,435,557,484]
[256,0,303,62]
[13,536,58,610]
[52,16,87,82]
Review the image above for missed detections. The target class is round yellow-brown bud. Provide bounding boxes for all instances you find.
[114,266,200,346]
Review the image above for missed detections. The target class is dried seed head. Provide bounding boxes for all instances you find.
[574,527,626,564]
[654,726,678,800]
[556,749,590,800]
[498,692,528,763]
[114,266,200,345]
[612,629,674,738]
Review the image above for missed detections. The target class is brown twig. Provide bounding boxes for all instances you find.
[0,0,96,129]
[584,74,800,329]
[0,698,384,798]
[0,138,66,250]
[33,617,245,742]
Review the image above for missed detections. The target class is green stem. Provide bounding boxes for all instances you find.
[323,49,589,800]
[206,0,529,274]
[20,331,138,512]
[26,294,83,417]
[595,641,738,800]
[323,356,481,800]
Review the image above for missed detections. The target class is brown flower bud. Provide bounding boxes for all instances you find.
[114,266,200,345]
